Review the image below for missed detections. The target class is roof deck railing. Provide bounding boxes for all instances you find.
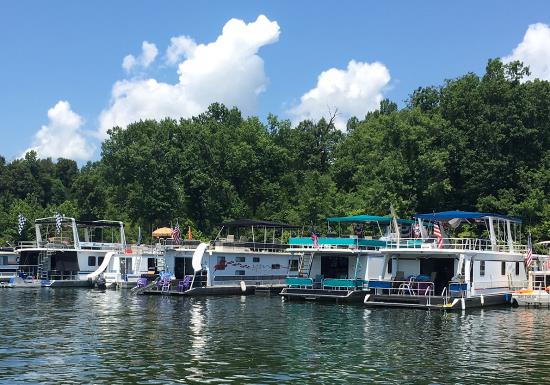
[384,237,526,253]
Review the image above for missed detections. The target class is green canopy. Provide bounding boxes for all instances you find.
[327,214,415,225]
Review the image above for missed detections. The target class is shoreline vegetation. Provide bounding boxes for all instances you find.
[2,59,550,247]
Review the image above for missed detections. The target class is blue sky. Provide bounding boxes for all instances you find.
[1,1,549,162]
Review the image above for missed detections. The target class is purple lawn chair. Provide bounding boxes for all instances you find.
[178,275,192,292]
[136,277,148,288]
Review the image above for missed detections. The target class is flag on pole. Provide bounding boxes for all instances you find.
[311,232,319,248]
[55,212,63,234]
[413,223,421,238]
[17,214,27,236]
[172,222,182,245]
[433,223,443,249]
[137,226,142,246]
[525,234,533,268]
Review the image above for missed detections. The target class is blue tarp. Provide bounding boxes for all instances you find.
[413,210,522,224]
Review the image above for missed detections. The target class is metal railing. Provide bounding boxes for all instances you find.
[385,237,525,253]
[369,279,436,296]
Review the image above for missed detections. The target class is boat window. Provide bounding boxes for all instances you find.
[236,256,245,262]
[515,262,520,276]
[480,261,485,276]
[88,256,96,266]
[289,259,299,271]
[272,264,281,269]
[235,270,245,275]
[253,257,260,263]
[387,259,393,274]
[98,256,104,266]
[501,261,506,276]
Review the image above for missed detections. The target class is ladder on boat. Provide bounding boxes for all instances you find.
[37,250,52,280]
[298,252,314,277]
[156,256,166,273]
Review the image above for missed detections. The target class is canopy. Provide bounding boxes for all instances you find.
[219,219,300,229]
[327,214,415,225]
[413,210,522,224]
[152,227,173,237]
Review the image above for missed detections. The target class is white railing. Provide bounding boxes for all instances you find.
[385,237,525,253]
[370,279,435,297]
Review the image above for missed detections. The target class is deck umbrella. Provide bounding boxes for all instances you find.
[152,227,172,238]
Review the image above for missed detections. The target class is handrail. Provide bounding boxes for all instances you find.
[384,237,525,253]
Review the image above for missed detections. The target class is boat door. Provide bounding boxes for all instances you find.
[321,256,349,279]
[420,258,454,294]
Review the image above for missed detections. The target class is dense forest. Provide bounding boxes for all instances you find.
[2,59,550,245]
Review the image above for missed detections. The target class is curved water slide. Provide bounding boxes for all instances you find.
[86,251,116,280]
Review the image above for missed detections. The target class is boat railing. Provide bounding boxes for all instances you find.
[288,237,385,251]
[16,241,38,249]
[385,237,501,252]
[368,279,436,297]
[212,277,287,287]
[211,241,290,254]
[44,270,80,280]
[471,279,513,290]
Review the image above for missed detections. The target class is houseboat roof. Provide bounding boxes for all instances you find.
[220,219,301,229]
[327,214,415,225]
[35,217,123,227]
[413,210,522,224]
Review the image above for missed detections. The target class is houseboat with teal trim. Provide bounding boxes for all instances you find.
[281,211,528,310]
[280,214,414,302]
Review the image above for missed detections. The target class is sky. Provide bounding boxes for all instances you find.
[1,0,549,163]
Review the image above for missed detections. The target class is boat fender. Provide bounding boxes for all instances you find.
[240,280,247,293]
[363,294,370,304]
[480,294,484,306]
[461,298,466,310]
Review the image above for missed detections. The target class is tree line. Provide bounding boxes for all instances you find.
[2,59,550,245]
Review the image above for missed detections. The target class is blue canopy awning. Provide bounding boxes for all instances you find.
[413,210,522,224]
[327,214,415,225]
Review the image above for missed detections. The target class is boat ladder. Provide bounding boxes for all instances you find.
[156,256,166,273]
[298,253,314,276]
[37,250,52,280]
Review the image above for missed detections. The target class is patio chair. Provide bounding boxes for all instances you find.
[178,275,192,292]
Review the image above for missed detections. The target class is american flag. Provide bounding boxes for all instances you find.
[172,222,182,245]
[525,234,533,268]
[311,232,319,248]
[433,223,443,249]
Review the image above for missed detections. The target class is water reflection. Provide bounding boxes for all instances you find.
[1,290,549,384]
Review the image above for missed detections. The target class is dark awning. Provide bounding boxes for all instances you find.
[413,210,522,224]
[219,219,301,229]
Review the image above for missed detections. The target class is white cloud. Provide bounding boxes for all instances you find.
[100,15,280,137]
[122,41,159,72]
[289,60,391,130]
[165,35,196,65]
[503,23,550,81]
[23,101,94,161]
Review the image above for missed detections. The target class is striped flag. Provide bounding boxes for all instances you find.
[311,232,319,248]
[525,234,533,268]
[172,222,182,245]
[17,214,27,236]
[433,223,443,249]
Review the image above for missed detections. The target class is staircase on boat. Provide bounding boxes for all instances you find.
[298,252,314,277]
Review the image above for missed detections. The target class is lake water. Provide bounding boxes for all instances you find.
[0,289,548,384]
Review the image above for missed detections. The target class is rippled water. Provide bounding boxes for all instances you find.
[0,289,549,384]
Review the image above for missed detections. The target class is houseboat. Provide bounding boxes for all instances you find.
[0,248,18,286]
[280,214,414,302]
[140,219,301,296]
[364,211,528,310]
[14,216,126,287]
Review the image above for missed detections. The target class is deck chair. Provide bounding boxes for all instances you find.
[136,278,148,288]
[161,276,171,292]
[178,275,191,292]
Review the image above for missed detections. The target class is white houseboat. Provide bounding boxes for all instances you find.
[280,214,414,302]
[364,210,528,310]
[142,219,301,295]
[14,217,126,287]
